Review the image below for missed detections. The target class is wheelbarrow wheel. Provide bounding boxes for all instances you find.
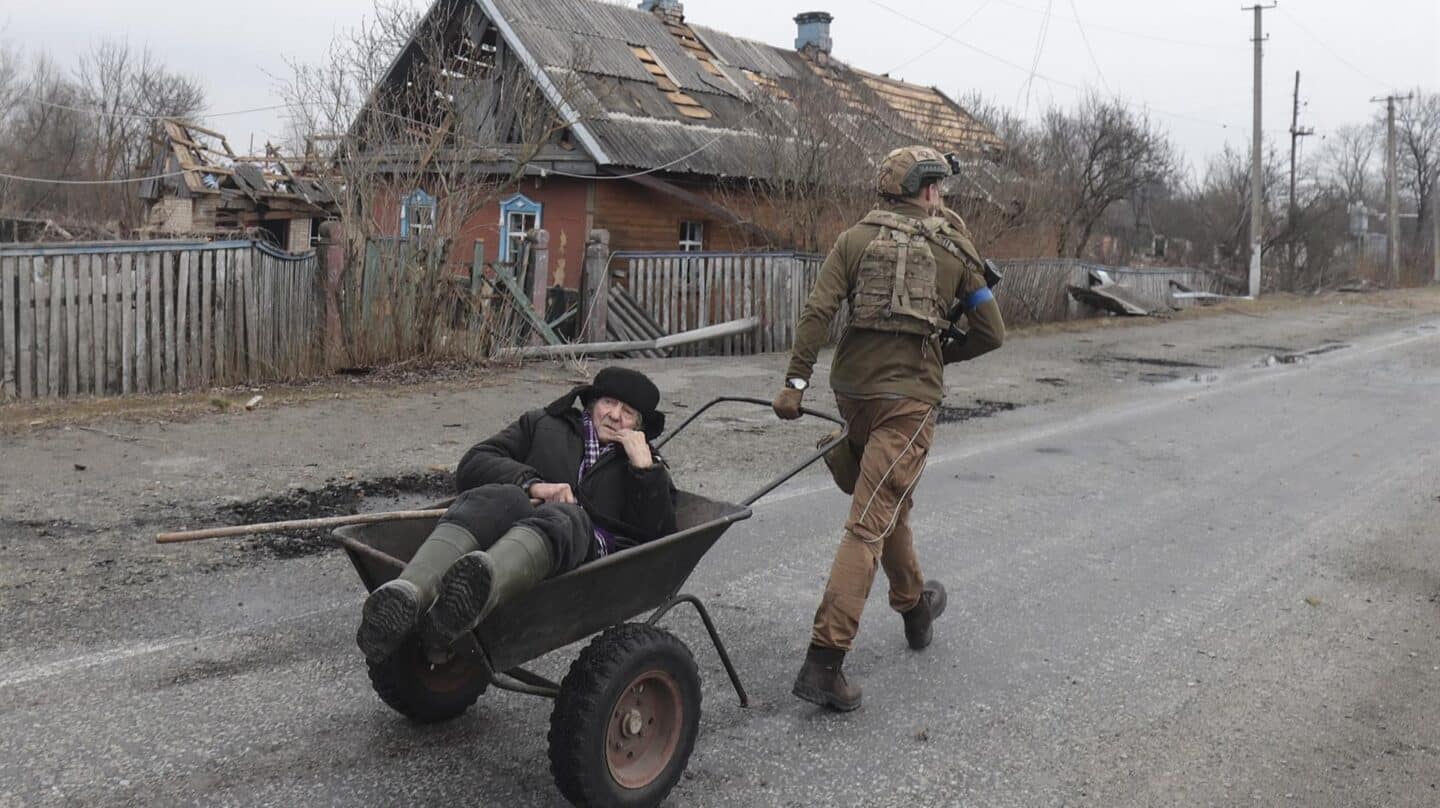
[367,635,488,724]
[548,624,701,808]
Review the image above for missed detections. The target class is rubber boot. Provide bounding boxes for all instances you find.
[356,521,479,663]
[425,524,553,645]
[901,580,948,650]
[791,644,863,712]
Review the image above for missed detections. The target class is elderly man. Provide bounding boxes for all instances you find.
[357,366,678,663]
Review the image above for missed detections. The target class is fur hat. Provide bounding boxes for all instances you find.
[577,366,665,439]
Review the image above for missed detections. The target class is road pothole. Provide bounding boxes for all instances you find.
[936,400,1020,423]
[222,471,454,559]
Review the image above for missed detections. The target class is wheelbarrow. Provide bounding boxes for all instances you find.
[331,396,846,808]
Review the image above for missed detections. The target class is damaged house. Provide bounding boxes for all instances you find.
[139,120,338,253]
[355,0,1005,282]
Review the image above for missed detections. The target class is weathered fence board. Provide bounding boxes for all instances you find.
[1,258,13,400]
[0,240,320,401]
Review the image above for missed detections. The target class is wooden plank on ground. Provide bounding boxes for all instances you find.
[65,257,79,395]
[2,257,16,399]
[18,260,33,399]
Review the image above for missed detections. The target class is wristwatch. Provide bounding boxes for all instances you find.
[785,377,808,391]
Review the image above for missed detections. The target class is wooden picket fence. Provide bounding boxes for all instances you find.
[0,240,321,401]
[614,251,1236,356]
[615,251,836,357]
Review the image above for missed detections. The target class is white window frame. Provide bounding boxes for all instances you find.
[679,220,704,252]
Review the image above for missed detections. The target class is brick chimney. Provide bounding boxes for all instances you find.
[794,11,834,54]
[639,0,684,23]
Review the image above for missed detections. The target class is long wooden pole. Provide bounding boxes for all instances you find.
[156,509,448,544]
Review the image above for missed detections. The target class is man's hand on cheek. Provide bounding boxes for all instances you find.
[616,429,654,469]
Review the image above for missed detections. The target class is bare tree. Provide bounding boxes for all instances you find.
[1319,123,1378,205]
[279,0,594,364]
[717,68,875,252]
[75,40,204,227]
[1392,90,1440,255]
[1037,94,1179,258]
[0,39,202,232]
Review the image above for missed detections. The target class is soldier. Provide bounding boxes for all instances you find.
[772,145,1005,711]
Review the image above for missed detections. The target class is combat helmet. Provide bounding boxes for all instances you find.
[877,145,952,198]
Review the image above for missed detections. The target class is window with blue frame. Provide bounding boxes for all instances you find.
[499,193,542,262]
[400,189,435,239]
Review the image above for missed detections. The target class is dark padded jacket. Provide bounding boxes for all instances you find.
[454,388,678,549]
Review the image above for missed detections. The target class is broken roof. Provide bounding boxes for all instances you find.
[470,0,1002,178]
[140,120,338,218]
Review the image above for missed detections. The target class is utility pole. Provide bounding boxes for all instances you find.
[1243,3,1276,298]
[1372,92,1414,287]
[1288,70,1313,228]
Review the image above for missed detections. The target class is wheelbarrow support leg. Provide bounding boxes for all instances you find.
[648,594,749,708]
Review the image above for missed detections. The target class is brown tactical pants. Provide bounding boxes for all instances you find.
[811,396,936,651]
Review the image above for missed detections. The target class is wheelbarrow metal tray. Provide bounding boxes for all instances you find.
[334,491,751,673]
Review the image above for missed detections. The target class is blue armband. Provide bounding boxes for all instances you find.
[964,287,994,311]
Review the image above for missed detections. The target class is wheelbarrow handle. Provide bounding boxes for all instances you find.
[654,396,849,507]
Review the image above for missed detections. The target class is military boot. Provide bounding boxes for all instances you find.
[901,580,948,650]
[356,521,481,663]
[425,525,553,645]
[791,644,862,712]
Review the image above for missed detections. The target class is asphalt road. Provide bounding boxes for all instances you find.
[3,316,1438,807]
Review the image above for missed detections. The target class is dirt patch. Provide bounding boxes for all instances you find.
[223,471,454,559]
[1035,377,1070,387]
[936,399,1020,424]
[1306,343,1351,356]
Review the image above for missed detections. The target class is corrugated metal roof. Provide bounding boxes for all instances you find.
[689,25,798,78]
[476,0,1001,176]
[515,21,653,82]
[493,0,672,42]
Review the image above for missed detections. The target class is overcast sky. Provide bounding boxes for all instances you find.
[4,0,1437,173]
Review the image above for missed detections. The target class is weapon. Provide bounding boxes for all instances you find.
[942,259,1003,347]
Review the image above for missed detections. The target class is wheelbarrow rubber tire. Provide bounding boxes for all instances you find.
[548,624,701,808]
[367,636,488,724]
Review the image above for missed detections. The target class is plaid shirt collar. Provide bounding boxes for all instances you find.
[579,411,615,479]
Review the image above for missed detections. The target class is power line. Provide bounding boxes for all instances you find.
[1277,6,1394,90]
[1018,0,1056,117]
[1067,0,1112,96]
[19,96,289,123]
[861,0,1243,131]
[0,169,187,185]
[884,0,995,76]
[989,0,1248,49]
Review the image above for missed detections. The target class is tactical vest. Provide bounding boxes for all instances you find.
[850,210,954,337]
